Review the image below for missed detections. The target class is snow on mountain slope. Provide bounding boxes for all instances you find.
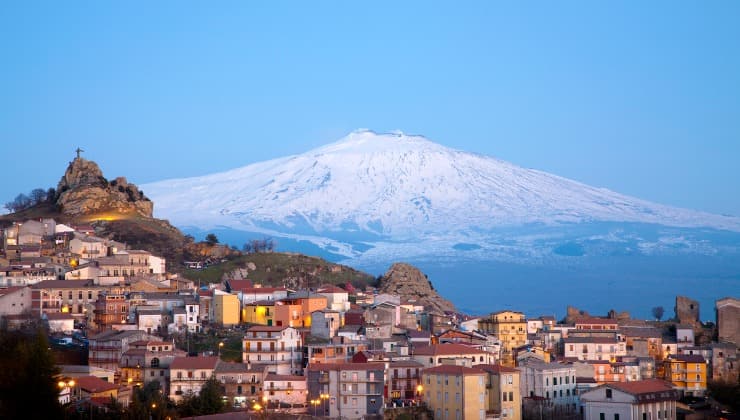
[144,129,740,240]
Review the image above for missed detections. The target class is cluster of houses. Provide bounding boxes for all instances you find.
[1,218,739,419]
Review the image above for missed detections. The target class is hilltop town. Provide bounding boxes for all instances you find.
[0,156,738,420]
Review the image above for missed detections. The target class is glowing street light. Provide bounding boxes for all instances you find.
[218,341,224,357]
[311,399,320,416]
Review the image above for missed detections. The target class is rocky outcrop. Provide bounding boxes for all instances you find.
[56,157,153,217]
[377,263,456,314]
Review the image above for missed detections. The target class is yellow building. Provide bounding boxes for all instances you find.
[663,354,707,397]
[422,365,486,420]
[478,364,522,420]
[213,291,240,327]
[479,311,527,365]
[242,300,275,325]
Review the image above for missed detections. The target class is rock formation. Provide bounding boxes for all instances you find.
[56,157,153,217]
[377,262,456,314]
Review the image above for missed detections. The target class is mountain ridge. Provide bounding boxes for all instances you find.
[144,130,740,238]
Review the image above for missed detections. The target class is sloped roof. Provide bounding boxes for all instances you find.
[422,365,485,376]
[412,343,488,356]
[170,356,219,370]
[75,376,118,393]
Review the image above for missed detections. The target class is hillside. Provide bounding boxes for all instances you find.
[0,154,228,273]
[183,252,378,290]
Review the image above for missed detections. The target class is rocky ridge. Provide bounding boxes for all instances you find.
[377,262,456,314]
[56,157,153,218]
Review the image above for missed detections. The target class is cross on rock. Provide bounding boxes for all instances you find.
[75,147,84,159]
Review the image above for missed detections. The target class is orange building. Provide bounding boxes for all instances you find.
[273,291,327,328]
[663,354,707,397]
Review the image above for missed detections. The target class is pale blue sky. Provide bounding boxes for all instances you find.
[1,1,739,216]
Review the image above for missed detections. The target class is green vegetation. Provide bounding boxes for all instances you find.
[0,326,63,419]
[708,380,740,411]
[176,378,225,417]
[182,252,377,290]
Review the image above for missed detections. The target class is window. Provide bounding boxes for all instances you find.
[502,392,507,401]
[600,414,605,420]
[614,414,619,420]
[553,378,557,385]
[606,389,612,398]
[177,372,182,379]
[508,391,513,401]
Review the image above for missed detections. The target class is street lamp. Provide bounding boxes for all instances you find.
[311,399,320,416]
[57,379,75,403]
[218,341,224,358]
[416,384,424,405]
[320,393,329,415]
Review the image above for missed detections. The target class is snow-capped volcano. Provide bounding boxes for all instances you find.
[144,129,739,241]
[145,130,740,317]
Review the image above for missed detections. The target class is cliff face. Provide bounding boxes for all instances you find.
[56,158,153,218]
[377,262,456,314]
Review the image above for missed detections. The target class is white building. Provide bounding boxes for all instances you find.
[563,337,626,361]
[310,309,341,339]
[137,308,164,335]
[263,373,308,405]
[317,285,350,313]
[0,286,31,316]
[243,326,302,375]
[580,379,678,420]
[169,356,219,402]
[518,360,578,412]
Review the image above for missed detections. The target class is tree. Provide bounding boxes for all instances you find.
[0,327,62,419]
[4,193,31,213]
[197,377,225,414]
[46,187,56,203]
[205,233,219,245]
[30,188,47,205]
[175,378,224,417]
[652,306,665,321]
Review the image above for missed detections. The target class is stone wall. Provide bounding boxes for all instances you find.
[675,296,700,326]
[716,297,740,345]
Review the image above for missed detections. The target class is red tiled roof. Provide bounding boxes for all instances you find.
[474,364,519,374]
[31,279,96,289]
[264,374,306,382]
[170,356,219,370]
[306,363,384,372]
[0,286,27,297]
[412,343,489,356]
[75,376,118,393]
[423,365,485,376]
[563,337,618,344]
[608,379,675,395]
[228,280,254,291]
[318,285,347,294]
[574,318,618,325]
